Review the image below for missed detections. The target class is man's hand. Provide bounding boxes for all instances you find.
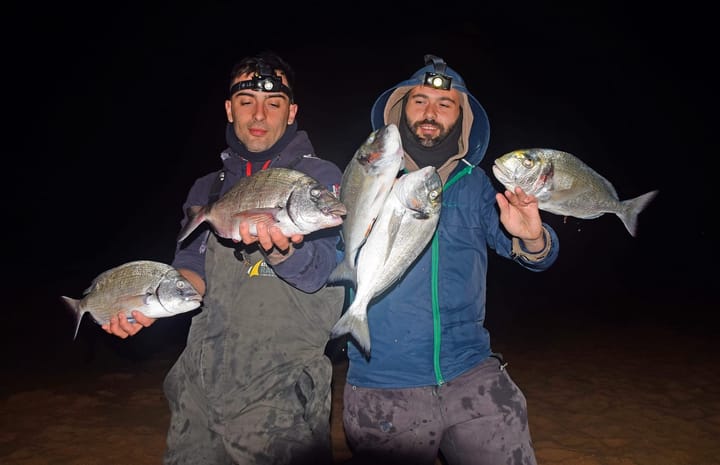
[238,222,303,254]
[495,187,544,252]
[102,311,156,339]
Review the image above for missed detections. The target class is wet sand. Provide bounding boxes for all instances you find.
[1,317,718,465]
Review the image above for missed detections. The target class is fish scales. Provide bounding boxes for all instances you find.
[492,148,658,237]
[330,166,442,356]
[177,167,346,244]
[328,124,404,287]
[61,260,203,339]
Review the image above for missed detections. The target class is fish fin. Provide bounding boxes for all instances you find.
[383,211,403,261]
[177,206,209,243]
[60,296,84,340]
[232,208,283,235]
[330,300,371,357]
[363,216,378,240]
[115,294,151,310]
[618,190,659,237]
[549,178,593,201]
[327,259,357,288]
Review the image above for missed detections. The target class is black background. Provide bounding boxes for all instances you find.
[4,4,713,371]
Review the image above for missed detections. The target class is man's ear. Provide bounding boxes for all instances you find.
[287,103,298,125]
[225,99,233,122]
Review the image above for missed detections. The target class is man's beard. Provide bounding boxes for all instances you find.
[410,119,454,148]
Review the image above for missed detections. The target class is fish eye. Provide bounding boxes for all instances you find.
[176,281,185,289]
[522,157,534,169]
[310,187,322,199]
[429,190,439,201]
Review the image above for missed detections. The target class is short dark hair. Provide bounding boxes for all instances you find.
[229,51,295,94]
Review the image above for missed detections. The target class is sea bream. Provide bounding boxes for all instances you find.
[492,148,658,237]
[327,124,404,287]
[177,167,347,244]
[330,166,442,357]
[61,260,203,339]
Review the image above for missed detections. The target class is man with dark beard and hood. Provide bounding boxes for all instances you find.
[103,51,345,465]
[339,55,560,465]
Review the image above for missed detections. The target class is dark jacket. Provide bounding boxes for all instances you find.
[172,129,342,293]
[345,61,560,388]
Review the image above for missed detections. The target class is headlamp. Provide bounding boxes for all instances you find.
[228,61,294,101]
[423,54,452,90]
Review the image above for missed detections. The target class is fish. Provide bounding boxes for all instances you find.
[327,123,405,287]
[61,260,203,339]
[492,148,658,237]
[330,166,443,357]
[176,167,347,244]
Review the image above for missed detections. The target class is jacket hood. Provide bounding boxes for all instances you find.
[370,56,490,180]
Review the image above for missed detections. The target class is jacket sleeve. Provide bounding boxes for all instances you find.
[479,170,559,272]
[270,157,344,293]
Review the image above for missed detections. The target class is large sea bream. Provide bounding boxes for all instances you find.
[330,166,442,356]
[492,148,658,237]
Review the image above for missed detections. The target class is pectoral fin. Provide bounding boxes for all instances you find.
[232,208,283,235]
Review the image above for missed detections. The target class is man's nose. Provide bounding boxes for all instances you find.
[253,105,266,121]
[424,104,437,121]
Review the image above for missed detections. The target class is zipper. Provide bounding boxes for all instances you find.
[432,160,474,386]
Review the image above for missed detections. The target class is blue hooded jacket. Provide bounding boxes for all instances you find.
[345,56,560,388]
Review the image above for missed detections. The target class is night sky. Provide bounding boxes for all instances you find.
[4,4,713,370]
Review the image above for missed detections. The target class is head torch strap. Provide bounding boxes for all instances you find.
[228,74,294,101]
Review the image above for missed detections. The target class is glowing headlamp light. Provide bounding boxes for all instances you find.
[423,54,452,90]
[228,69,294,101]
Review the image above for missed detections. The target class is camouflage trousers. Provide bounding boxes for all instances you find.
[343,356,537,465]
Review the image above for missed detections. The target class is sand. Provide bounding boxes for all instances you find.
[1,319,718,465]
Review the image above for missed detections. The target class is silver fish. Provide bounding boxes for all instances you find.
[177,167,347,244]
[61,260,203,339]
[328,124,404,287]
[492,148,658,237]
[330,166,442,356]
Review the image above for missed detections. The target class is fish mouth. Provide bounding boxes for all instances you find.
[491,162,514,183]
[327,205,348,217]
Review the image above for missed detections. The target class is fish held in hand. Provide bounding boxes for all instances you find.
[177,167,347,244]
[330,166,442,357]
[61,260,203,339]
[492,148,658,237]
[328,124,404,287]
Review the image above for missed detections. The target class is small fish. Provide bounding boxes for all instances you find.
[61,260,203,339]
[328,124,404,287]
[492,148,658,237]
[330,166,442,356]
[177,167,347,244]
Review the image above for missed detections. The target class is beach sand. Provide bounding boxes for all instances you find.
[1,317,718,465]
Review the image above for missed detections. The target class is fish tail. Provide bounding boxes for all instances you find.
[177,206,208,243]
[60,296,84,340]
[327,258,357,288]
[619,190,659,237]
[330,300,371,357]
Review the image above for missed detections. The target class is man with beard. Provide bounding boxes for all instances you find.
[340,55,560,465]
